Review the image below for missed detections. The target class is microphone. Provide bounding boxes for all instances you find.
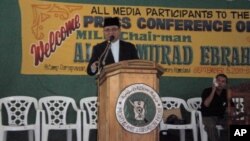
[96,36,115,75]
[108,35,115,42]
[102,36,114,66]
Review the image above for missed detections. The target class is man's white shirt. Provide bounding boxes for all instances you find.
[110,40,120,63]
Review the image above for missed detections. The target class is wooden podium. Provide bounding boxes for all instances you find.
[97,60,164,141]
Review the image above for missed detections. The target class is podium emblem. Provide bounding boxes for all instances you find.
[116,83,163,134]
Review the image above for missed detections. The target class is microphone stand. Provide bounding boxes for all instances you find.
[96,36,114,76]
[102,43,111,66]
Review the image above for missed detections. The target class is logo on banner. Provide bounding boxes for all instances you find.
[116,83,163,134]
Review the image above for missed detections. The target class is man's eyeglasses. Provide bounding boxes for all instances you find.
[104,28,119,33]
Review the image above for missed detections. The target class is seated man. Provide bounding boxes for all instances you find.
[201,73,228,141]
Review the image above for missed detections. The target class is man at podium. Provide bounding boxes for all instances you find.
[87,17,139,76]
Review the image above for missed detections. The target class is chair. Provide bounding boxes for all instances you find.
[187,97,202,111]
[160,97,198,141]
[39,96,81,141]
[0,96,40,141]
[186,97,224,137]
[187,97,208,141]
[196,110,208,141]
[79,97,98,141]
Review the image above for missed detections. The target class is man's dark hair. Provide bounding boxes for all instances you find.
[216,73,228,83]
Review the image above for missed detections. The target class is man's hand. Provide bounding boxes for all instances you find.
[91,61,98,73]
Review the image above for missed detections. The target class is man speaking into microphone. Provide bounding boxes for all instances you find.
[87,17,139,76]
